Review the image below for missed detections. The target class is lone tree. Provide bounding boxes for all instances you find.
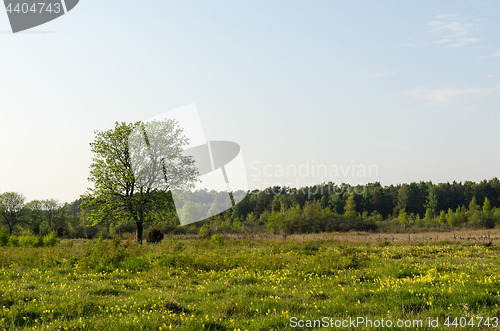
[0,192,26,234]
[82,120,198,244]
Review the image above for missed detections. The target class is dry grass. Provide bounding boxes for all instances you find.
[223,229,500,243]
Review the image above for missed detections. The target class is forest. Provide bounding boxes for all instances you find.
[1,177,500,240]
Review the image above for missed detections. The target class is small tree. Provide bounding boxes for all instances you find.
[199,224,211,239]
[399,208,408,229]
[483,197,492,214]
[344,195,357,219]
[423,208,434,223]
[437,210,446,225]
[468,197,479,215]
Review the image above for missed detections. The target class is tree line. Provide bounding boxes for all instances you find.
[1,178,500,238]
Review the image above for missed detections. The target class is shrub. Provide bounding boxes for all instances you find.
[146,229,164,244]
[32,235,44,247]
[199,224,211,239]
[8,235,19,247]
[111,236,121,248]
[96,233,105,244]
[210,234,224,247]
[169,238,184,252]
[56,227,65,238]
[43,231,59,247]
[0,229,8,246]
[18,235,33,247]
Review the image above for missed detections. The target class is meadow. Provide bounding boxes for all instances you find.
[1,235,500,330]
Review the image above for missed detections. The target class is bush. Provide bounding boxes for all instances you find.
[33,235,44,247]
[18,235,33,247]
[199,224,211,239]
[96,233,105,244]
[0,229,8,246]
[210,234,224,247]
[43,231,59,247]
[146,229,164,244]
[56,227,65,238]
[111,236,121,248]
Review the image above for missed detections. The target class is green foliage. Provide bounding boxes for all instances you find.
[469,197,480,215]
[0,228,8,246]
[424,208,434,223]
[344,194,357,219]
[32,235,43,247]
[0,192,26,234]
[446,208,458,227]
[7,235,19,247]
[199,224,211,239]
[437,210,446,224]
[210,234,224,247]
[329,194,344,214]
[96,233,105,244]
[43,231,59,247]
[399,208,408,228]
[266,211,283,235]
[483,197,492,214]
[18,235,33,247]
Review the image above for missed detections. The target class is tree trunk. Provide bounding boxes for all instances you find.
[136,221,143,244]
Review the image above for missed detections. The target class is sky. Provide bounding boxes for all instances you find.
[1,0,500,203]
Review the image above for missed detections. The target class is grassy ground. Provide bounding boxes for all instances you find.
[1,236,500,330]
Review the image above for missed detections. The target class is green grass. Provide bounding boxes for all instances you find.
[1,238,500,330]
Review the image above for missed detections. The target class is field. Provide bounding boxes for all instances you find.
[1,234,500,330]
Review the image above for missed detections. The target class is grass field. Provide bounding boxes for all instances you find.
[1,235,500,330]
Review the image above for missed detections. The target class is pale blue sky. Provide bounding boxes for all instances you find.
[1,0,500,202]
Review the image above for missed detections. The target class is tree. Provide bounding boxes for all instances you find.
[399,208,408,229]
[266,211,283,235]
[81,120,198,244]
[329,194,344,215]
[483,197,492,215]
[344,194,357,219]
[42,199,62,231]
[423,208,434,224]
[425,183,438,218]
[437,210,446,225]
[468,196,480,218]
[0,192,26,234]
[397,185,409,210]
[24,200,44,235]
[446,208,458,227]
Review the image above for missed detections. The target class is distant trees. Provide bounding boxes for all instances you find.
[3,177,500,237]
[0,196,71,235]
